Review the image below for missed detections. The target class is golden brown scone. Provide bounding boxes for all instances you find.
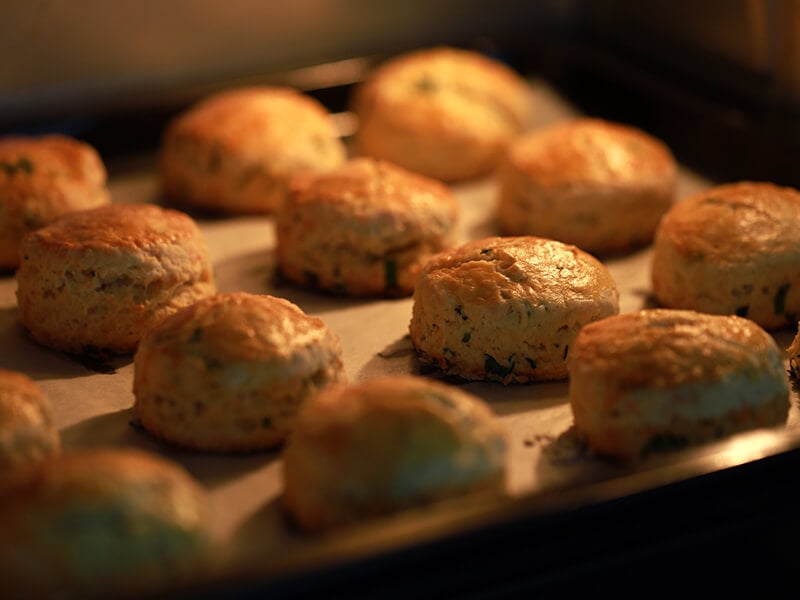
[0,134,111,270]
[497,118,677,255]
[16,203,216,356]
[159,86,346,214]
[0,369,59,472]
[276,157,459,297]
[282,375,507,532]
[0,448,211,599]
[133,293,346,451]
[351,46,534,182]
[568,309,790,462]
[409,236,620,383]
[651,181,800,330]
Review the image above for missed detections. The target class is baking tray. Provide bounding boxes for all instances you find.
[2,79,799,597]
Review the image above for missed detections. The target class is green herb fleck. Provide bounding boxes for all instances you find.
[485,354,514,379]
[454,305,468,321]
[642,434,689,455]
[415,76,437,93]
[385,258,398,290]
[735,305,749,318]
[461,331,471,343]
[479,247,493,256]
[0,157,34,175]
[525,357,537,369]
[443,347,456,358]
[774,283,791,316]
[562,344,569,361]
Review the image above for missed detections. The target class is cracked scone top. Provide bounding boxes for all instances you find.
[160,86,346,214]
[651,181,800,330]
[0,134,111,270]
[351,46,534,182]
[276,157,459,297]
[409,236,620,383]
[568,309,790,462]
[133,292,346,451]
[282,375,507,532]
[15,203,216,356]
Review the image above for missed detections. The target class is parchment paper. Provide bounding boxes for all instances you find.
[1,80,797,574]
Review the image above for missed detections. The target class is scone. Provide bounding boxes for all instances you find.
[496,118,677,255]
[351,46,534,182]
[651,181,800,330]
[409,236,620,383]
[276,157,459,297]
[159,86,346,214]
[16,203,217,356]
[568,309,790,462]
[133,293,346,451]
[0,134,111,270]
[0,448,211,598]
[0,369,59,472]
[282,375,507,532]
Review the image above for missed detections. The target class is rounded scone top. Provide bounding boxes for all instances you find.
[409,236,620,383]
[160,85,346,214]
[133,293,346,451]
[25,202,203,252]
[352,46,533,181]
[0,134,108,201]
[166,86,344,171]
[569,309,787,388]
[506,118,676,188]
[284,157,458,254]
[0,134,110,269]
[282,375,507,532]
[139,292,341,366]
[0,368,60,472]
[355,46,532,130]
[0,448,211,597]
[421,236,619,310]
[653,181,800,262]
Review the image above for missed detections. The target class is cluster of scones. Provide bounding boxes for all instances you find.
[1,44,799,593]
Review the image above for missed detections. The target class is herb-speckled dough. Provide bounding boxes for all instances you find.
[651,181,800,330]
[351,46,534,182]
[276,157,459,297]
[0,448,212,598]
[568,309,790,462]
[496,118,677,255]
[15,203,217,356]
[0,134,111,270]
[282,375,507,532]
[133,293,346,451]
[159,86,346,215]
[409,236,620,383]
